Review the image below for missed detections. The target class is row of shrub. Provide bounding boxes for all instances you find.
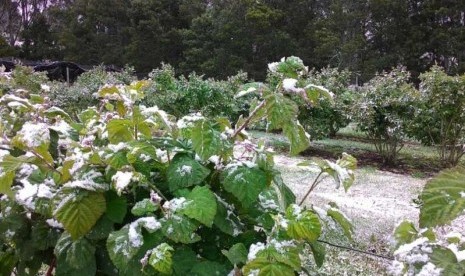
[2,61,465,167]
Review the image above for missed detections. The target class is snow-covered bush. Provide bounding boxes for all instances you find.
[407,65,465,167]
[390,166,465,275]
[0,57,356,275]
[297,67,354,139]
[352,67,418,164]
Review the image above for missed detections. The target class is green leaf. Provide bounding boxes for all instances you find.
[106,226,139,270]
[167,154,210,192]
[222,243,248,265]
[327,208,354,241]
[0,250,17,276]
[243,256,295,276]
[271,174,296,211]
[107,119,134,144]
[0,155,35,173]
[264,94,298,131]
[54,192,106,240]
[131,198,158,217]
[45,107,73,123]
[181,186,217,227]
[86,216,114,240]
[213,197,243,236]
[105,192,127,223]
[149,243,174,275]
[191,120,224,160]
[393,221,418,248]
[286,205,321,243]
[282,122,310,155]
[419,166,465,228]
[161,215,200,244]
[430,246,465,276]
[0,171,15,198]
[222,166,268,208]
[310,242,326,268]
[54,234,96,276]
[190,261,228,276]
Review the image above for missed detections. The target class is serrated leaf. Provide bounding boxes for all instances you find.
[222,243,247,265]
[0,171,15,198]
[286,205,321,242]
[393,221,418,248]
[105,192,127,223]
[161,215,200,244]
[131,198,158,216]
[191,120,224,160]
[327,208,354,241]
[107,119,134,144]
[54,234,96,276]
[181,186,217,227]
[54,192,106,240]
[213,197,243,236]
[282,122,310,155]
[149,243,174,274]
[172,247,199,275]
[419,166,465,228]
[265,94,298,131]
[272,174,296,211]
[167,154,210,192]
[310,242,326,268]
[0,155,35,173]
[222,166,268,208]
[106,225,139,270]
[243,256,295,276]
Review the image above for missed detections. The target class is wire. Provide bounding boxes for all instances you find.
[317,239,395,261]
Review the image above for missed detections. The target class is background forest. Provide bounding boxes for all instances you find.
[1,0,465,81]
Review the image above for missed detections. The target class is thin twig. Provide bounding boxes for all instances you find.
[45,257,56,276]
[232,100,266,139]
[299,171,324,206]
[317,239,394,261]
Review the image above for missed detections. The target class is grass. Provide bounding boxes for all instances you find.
[249,126,452,177]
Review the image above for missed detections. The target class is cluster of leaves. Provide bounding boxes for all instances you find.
[351,67,418,164]
[297,67,354,139]
[143,64,248,122]
[0,57,356,275]
[46,66,137,116]
[390,166,465,275]
[0,65,49,96]
[407,66,465,167]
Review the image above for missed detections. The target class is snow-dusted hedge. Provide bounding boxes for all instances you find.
[0,57,356,275]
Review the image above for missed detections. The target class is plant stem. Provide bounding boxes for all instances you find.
[299,171,324,206]
[45,257,56,276]
[317,239,394,260]
[232,100,266,139]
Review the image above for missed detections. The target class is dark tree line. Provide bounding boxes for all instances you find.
[1,0,464,81]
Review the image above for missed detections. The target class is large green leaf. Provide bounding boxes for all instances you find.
[282,122,310,155]
[161,215,200,244]
[286,205,321,243]
[131,198,158,217]
[419,166,465,228]
[149,243,174,275]
[106,226,139,270]
[181,186,217,227]
[0,250,17,276]
[271,174,296,211]
[222,166,268,208]
[213,197,243,236]
[393,221,418,248]
[310,242,326,268]
[172,247,199,275]
[107,119,134,144]
[54,234,96,276]
[191,120,224,160]
[167,154,210,192]
[54,192,106,240]
[264,94,298,131]
[430,246,465,276]
[327,207,354,241]
[243,256,295,276]
[0,155,35,173]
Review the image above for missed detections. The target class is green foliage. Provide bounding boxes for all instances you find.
[298,67,354,139]
[392,165,465,275]
[0,58,354,275]
[352,66,418,164]
[408,65,465,167]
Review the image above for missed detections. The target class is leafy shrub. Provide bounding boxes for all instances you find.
[352,67,418,164]
[47,66,136,116]
[8,65,49,94]
[298,67,354,139]
[0,58,356,275]
[408,65,465,167]
[390,166,465,275]
[144,64,248,121]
